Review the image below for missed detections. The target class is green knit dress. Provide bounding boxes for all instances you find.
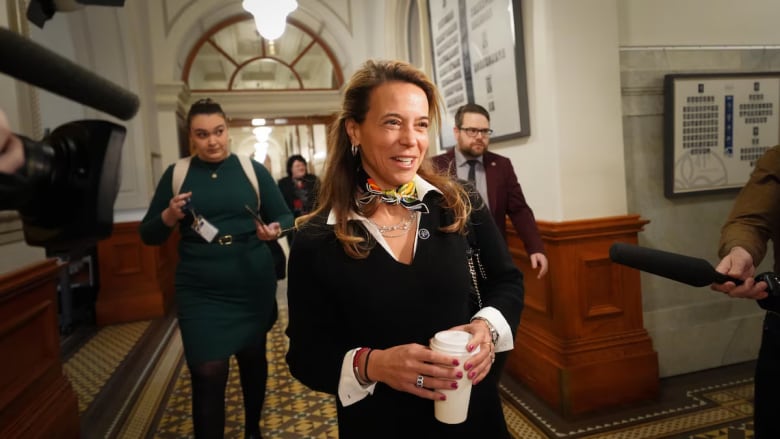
[139,154,293,364]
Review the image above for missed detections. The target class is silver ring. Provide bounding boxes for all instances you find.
[416,375,424,388]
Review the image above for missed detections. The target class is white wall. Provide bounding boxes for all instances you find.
[618,0,780,47]
[509,0,780,223]
[485,0,628,221]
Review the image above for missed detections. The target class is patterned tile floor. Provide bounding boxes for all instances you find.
[499,363,756,439]
[61,280,756,439]
[152,313,339,438]
[64,321,151,414]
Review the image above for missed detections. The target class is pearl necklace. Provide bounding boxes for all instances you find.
[368,211,416,238]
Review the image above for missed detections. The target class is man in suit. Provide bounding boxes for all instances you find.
[432,103,548,279]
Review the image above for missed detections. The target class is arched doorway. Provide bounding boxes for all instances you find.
[180,14,342,178]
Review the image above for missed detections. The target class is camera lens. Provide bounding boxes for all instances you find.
[10,120,125,253]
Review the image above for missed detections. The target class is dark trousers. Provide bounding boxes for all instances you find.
[754,311,780,439]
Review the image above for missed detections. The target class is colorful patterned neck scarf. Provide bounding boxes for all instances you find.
[356,169,429,213]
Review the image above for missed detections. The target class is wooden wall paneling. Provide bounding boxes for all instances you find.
[95,222,178,325]
[0,259,80,438]
[505,215,659,417]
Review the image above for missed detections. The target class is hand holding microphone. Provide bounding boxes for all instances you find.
[609,242,779,312]
[711,246,768,300]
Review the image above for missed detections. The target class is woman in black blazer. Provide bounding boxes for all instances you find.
[285,60,524,438]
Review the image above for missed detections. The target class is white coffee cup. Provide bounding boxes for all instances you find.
[430,329,480,424]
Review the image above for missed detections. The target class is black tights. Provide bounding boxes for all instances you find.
[188,335,268,439]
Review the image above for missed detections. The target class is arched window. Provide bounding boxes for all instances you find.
[183,15,343,92]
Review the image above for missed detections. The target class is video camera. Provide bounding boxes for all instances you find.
[27,1,126,28]
[0,19,137,254]
[754,272,780,313]
[0,121,125,253]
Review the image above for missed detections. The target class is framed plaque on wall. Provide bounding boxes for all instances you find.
[664,72,780,198]
[428,0,530,150]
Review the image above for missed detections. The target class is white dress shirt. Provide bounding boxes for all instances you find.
[453,148,489,209]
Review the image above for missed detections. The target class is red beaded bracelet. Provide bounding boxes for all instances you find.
[353,347,370,385]
[363,348,374,382]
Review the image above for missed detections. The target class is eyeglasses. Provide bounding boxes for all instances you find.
[458,127,494,138]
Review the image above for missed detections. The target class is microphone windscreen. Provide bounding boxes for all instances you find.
[609,242,731,287]
[0,28,139,121]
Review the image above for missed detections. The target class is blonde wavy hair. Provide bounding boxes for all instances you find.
[297,59,472,258]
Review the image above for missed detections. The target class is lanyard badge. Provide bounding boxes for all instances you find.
[183,198,218,242]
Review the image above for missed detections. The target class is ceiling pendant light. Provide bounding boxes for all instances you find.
[242,0,298,41]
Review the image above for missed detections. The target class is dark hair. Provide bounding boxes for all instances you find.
[454,103,490,127]
[286,154,308,177]
[186,98,227,130]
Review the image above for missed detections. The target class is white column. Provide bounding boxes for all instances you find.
[499,0,627,221]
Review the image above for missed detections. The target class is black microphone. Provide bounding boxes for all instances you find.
[0,27,139,121]
[608,242,741,287]
[609,242,780,313]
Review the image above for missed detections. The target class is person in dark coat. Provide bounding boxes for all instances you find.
[267,154,320,279]
[285,60,525,438]
[278,154,319,218]
[277,154,319,247]
[711,145,780,439]
[139,98,293,438]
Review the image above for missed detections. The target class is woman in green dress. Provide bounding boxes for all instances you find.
[139,99,293,438]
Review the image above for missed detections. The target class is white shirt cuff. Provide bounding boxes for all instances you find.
[337,348,377,407]
[473,306,514,352]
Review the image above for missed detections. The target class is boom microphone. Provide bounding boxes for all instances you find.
[609,242,780,313]
[608,242,740,287]
[0,27,139,121]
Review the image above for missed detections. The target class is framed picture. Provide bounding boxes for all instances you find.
[428,0,530,150]
[663,72,780,198]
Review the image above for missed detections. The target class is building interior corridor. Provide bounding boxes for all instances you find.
[2,1,779,438]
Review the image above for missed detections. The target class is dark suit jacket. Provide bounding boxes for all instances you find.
[431,149,545,255]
